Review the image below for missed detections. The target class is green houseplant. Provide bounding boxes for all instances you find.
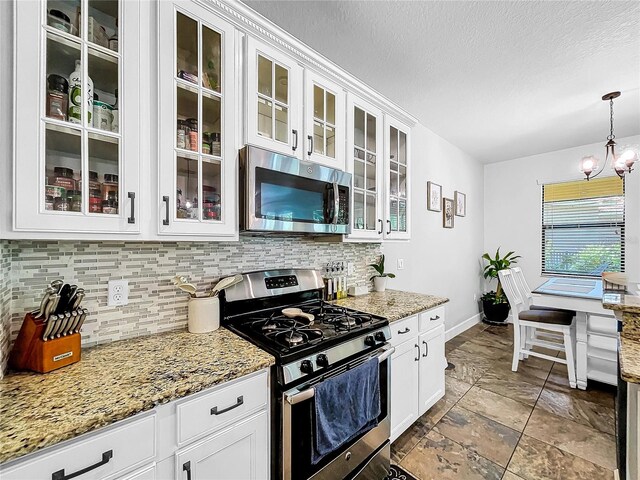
[481,248,521,323]
[369,255,396,292]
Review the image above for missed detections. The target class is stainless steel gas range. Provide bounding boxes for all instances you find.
[221,269,393,480]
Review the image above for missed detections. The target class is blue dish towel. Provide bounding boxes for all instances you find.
[312,357,381,464]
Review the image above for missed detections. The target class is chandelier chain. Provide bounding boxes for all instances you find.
[608,98,615,141]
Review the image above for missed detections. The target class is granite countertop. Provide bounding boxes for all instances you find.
[0,328,275,465]
[333,289,449,322]
[602,290,640,384]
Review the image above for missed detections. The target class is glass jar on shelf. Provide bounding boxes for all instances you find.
[46,74,69,121]
[101,173,118,200]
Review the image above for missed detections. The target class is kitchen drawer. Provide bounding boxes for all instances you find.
[2,414,156,480]
[118,464,156,480]
[419,306,445,333]
[389,315,419,347]
[176,370,268,445]
[587,314,617,336]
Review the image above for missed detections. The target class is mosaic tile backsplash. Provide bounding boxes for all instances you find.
[0,237,381,376]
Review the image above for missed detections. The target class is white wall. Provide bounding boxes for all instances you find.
[484,135,640,292]
[384,124,485,336]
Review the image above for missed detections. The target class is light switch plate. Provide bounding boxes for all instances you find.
[397,259,405,270]
[108,280,129,307]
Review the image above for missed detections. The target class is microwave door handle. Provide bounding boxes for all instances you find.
[332,181,339,224]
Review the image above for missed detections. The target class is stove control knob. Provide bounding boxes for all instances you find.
[364,335,376,347]
[316,354,329,368]
[300,359,314,374]
[374,331,387,342]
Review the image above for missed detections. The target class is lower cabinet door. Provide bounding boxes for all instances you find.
[390,339,420,442]
[418,325,446,417]
[175,411,268,480]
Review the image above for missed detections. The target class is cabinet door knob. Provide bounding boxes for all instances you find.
[52,450,113,480]
[292,129,298,151]
[307,135,313,156]
[377,219,383,235]
[422,340,429,357]
[162,196,170,226]
[183,461,192,480]
[386,219,391,235]
[127,192,136,224]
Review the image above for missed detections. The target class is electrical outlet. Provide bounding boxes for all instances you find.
[347,262,355,275]
[474,293,478,302]
[397,259,404,270]
[108,280,129,307]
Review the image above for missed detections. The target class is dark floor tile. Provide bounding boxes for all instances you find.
[401,430,504,480]
[537,387,615,435]
[476,369,543,406]
[458,386,533,431]
[545,362,615,408]
[507,435,613,480]
[434,406,521,467]
[445,349,495,384]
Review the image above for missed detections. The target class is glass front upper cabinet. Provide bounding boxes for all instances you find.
[14,0,139,234]
[304,70,345,169]
[346,94,383,240]
[158,1,236,237]
[385,116,410,239]
[245,36,302,158]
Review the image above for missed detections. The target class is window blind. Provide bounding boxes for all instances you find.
[541,176,625,277]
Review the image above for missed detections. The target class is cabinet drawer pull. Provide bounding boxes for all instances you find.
[430,315,440,321]
[162,196,170,226]
[377,219,383,235]
[127,192,136,224]
[307,135,313,156]
[52,450,113,480]
[183,461,192,480]
[211,395,244,415]
[422,340,429,357]
[292,129,298,151]
[414,344,420,361]
[398,327,411,335]
[386,219,391,235]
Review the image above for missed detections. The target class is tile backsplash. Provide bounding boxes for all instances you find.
[1,237,381,376]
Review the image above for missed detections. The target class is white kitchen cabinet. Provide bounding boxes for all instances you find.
[346,93,384,240]
[304,70,346,169]
[383,115,411,240]
[390,306,447,441]
[157,0,237,237]
[118,464,156,480]
[390,337,420,442]
[245,36,303,158]
[13,0,141,235]
[418,324,446,416]
[175,411,269,480]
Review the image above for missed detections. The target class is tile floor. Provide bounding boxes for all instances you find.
[391,322,618,480]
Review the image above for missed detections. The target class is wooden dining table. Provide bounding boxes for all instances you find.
[533,277,618,390]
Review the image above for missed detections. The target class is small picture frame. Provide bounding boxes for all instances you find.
[454,191,466,217]
[443,197,454,228]
[427,181,442,212]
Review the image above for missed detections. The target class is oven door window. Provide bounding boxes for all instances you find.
[255,167,332,223]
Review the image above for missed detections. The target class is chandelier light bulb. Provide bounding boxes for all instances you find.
[619,147,638,170]
[579,156,598,179]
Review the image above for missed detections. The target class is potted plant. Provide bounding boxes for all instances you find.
[369,255,396,292]
[481,248,521,323]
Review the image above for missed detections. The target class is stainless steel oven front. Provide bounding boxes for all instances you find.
[281,345,393,480]
[240,145,351,234]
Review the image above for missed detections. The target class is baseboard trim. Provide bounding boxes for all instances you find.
[445,313,482,341]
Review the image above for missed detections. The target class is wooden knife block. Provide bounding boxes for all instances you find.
[9,313,81,373]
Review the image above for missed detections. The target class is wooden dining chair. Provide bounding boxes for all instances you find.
[498,269,577,387]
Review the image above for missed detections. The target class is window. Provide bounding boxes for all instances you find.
[542,176,625,277]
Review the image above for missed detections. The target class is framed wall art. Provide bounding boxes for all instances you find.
[443,197,454,228]
[454,191,466,217]
[427,181,442,211]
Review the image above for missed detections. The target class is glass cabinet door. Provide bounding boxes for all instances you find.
[158,1,236,237]
[14,0,139,233]
[245,36,302,159]
[304,70,345,170]
[385,116,410,239]
[346,94,383,240]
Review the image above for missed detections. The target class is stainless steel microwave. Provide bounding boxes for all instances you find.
[239,146,351,234]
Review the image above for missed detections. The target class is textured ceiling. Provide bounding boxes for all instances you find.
[242,0,640,163]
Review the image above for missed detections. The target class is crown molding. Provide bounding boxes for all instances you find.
[194,0,418,127]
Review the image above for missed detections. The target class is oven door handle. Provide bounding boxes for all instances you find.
[285,345,395,405]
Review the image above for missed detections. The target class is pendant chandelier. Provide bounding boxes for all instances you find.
[580,91,638,180]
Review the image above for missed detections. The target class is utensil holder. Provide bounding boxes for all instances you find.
[188,296,220,334]
[9,313,81,373]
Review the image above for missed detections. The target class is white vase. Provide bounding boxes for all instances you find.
[188,296,220,333]
[373,277,388,292]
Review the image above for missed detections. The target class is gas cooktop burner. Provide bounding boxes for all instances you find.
[250,313,324,349]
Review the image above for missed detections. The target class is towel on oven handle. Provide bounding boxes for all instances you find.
[312,357,381,464]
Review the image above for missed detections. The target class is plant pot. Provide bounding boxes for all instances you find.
[482,299,510,323]
[373,277,388,292]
